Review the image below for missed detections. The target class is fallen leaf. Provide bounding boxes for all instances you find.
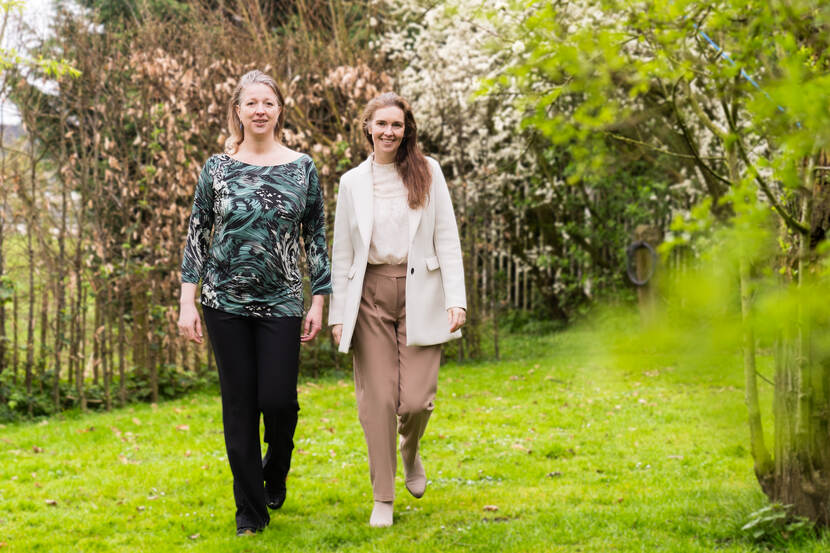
[45,499,57,506]
[617,497,624,503]
[184,450,192,457]
[34,482,42,488]
[176,424,190,432]
[201,464,209,470]
[546,472,562,478]
[32,446,44,454]
[132,418,142,426]
[483,505,499,512]
[188,534,200,540]
[137,506,145,511]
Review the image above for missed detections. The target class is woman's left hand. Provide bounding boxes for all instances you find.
[302,295,325,343]
[447,307,466,332]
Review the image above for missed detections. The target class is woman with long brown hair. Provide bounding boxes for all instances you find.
[329,92,466,527]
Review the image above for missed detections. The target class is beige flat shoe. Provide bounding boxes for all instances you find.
[403,451,426,498]
[369,501,393,528]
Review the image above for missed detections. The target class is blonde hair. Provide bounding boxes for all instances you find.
[225,70,286,154]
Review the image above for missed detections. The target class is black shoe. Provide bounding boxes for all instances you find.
[265,481,286,510]
[236,527,258,537]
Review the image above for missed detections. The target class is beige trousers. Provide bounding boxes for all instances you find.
[352,263,442,501]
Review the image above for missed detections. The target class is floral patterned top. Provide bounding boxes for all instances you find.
[181,153,332,318]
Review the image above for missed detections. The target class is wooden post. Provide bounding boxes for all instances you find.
[632,225,661,322]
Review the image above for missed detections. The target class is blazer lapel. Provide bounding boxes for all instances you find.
[350,157,374,249]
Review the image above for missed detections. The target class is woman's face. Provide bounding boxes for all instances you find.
[236,83,280,138]
[368,105,405,159]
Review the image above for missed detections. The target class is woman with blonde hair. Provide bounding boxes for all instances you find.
[178,70,331,536]
[329,92,466,527]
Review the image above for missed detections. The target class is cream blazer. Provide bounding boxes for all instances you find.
[328,155,467,353]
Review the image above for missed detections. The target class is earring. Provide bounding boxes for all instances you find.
[239,122,243,130]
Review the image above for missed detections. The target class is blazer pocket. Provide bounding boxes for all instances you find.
[425,256,440,271]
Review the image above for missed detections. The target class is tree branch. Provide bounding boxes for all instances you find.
[721,99,809,235]
[671,79,732,191]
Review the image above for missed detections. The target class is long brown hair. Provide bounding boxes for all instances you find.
[225,70,286,154]
[362,92,431,209]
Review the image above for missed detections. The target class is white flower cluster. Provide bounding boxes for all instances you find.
[375,0,556,242]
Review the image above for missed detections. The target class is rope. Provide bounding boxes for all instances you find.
[694,24,798,127]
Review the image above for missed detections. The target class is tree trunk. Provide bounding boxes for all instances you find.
[68,274,77,388]
[53,274,65,411]
[103,295,112,411]
[0,115,6,376]
[76,284,87,411]
[118,292,126,407]
[149,283,159,403]
[53,108,69,411]
[38,282,48,391]
[93,295,100,385]
[12,287,18,384]
[25,135,36,409]
[740,254,774,490]
[726,142,774,494]
[766,155,830,523]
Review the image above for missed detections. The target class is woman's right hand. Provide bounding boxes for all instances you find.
[331,324,343,346]
[178,303,204,344]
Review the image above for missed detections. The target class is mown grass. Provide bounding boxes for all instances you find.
[1,324,827,552]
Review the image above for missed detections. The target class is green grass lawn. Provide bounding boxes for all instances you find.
[1,325,826,552]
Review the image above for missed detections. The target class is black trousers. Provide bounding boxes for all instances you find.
[202,305,301,531]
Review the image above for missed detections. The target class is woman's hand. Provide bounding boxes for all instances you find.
[302,295,325,343]
[178,302,204,344]
[331,324,343,346]
[447,307,466,332]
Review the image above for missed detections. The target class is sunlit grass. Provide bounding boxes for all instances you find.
[1,324,827,552]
